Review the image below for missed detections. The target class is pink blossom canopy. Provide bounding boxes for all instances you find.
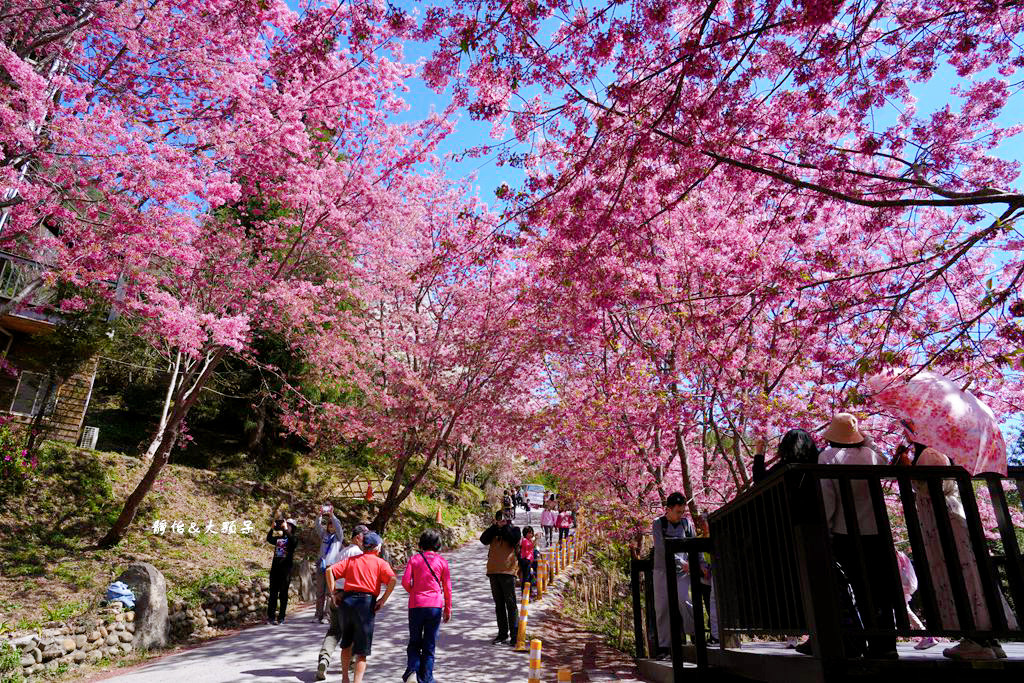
[866,369,1007,475]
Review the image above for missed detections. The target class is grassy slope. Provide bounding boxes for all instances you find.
[0,444,485,632]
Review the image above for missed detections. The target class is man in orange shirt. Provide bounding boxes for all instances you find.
[321,532,397,683]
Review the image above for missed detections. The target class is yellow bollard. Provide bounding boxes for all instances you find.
[527,639,542,683]
[514,583,531,651]
[537,554,546,597]
[557,667,571,681]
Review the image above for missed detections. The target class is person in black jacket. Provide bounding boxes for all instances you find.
[266,517,298,624]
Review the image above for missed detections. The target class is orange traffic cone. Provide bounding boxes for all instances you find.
[365,483,374,501]
[435,504,443,524]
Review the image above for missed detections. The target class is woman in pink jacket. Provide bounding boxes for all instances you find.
[401,530,452,683]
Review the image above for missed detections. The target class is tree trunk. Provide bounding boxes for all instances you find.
[371,417,457,532]
[97,421,179,548]
[674,425,699,519]
[144,350,181,461]
[98,348,225,548]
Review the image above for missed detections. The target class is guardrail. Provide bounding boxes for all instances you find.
[630,463,1024,681]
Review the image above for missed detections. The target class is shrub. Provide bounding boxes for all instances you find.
[0,641,23,683]
[0,423,35,505]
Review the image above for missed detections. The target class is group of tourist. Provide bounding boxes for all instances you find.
[651,412,1018,663]
[262,487,570,683]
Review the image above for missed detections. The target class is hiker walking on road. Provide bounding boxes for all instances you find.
[314,504,344,623]
[401,530,452,683]
[481,510,521,645]
[316,525,369,677]
[541,495,556,545]
[265,517,298,625]
[319,531,397,683]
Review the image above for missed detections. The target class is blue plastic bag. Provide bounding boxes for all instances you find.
[106,581,135,610]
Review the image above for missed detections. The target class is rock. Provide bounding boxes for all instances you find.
[99,626,108,638]
[115,612,125,622]
[118,631,133,643]
[88,630,102,642]
[74,634,87,649]
[126,623,135,634]
[72,649,88,663]
[119,642,133,654]
[61,637,77,652]
[40,640,63,662]
[125,611,135,623]
[213,604,226,614]
[105,634,120,646]
[20,652,35,668]
[45,659,61,672]
[28,663,44,675]
[10,635,38,650]
[114,622,126,631]
[116,563,169,649]
[29,647,41,663]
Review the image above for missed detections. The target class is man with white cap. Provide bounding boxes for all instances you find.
[266,517,299,625]
[323,531,396,683]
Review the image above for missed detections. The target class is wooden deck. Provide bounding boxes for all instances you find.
[637,641,1024,683]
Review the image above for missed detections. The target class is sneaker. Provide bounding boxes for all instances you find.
[491,635,509,645]
[315,661,327,681]
[268,618,277,625]
[988,641,1007,659]
[914,637,937,651]
[401,669,414,682]
[943,639,995,661]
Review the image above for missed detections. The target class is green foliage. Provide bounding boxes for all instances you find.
[0,424,35,504]
[170,565,248,605]
[0,443,118,578]
[0,641,22,683]
[42,601,86,624]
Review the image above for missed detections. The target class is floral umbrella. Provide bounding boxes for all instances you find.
[865,369,1007,476]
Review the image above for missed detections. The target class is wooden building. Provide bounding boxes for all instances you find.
[0,251,98,446]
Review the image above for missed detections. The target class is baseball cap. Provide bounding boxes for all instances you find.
[285,518,297,528]
[352,524,370,537]
[363,531,382,549]
[665,492,686,508]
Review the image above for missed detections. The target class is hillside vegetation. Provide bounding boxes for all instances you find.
[0,444,487,632]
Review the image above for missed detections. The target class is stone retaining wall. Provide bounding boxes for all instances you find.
[4,602,135,678]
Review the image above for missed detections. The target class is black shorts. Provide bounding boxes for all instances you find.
[339,592,376,656]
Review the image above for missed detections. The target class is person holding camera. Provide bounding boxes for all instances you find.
[265,517,298,625]
[314,504,344,623]
[480,510,521,645]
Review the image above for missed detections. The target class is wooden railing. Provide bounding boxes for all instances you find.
[631,464,1024,680]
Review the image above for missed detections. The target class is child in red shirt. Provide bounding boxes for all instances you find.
[519,526,537,599]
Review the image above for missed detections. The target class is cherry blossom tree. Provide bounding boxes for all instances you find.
[414,0,1024,524]
[285,177,545,531]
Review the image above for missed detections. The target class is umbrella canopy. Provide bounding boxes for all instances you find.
[865,369,1007,476]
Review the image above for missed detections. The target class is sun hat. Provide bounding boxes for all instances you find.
[821,413,865,445]
[362,531,382,549]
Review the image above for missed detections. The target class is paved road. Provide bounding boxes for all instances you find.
[100,530,559,683]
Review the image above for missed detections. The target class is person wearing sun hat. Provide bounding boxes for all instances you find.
[817,412,898,659]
